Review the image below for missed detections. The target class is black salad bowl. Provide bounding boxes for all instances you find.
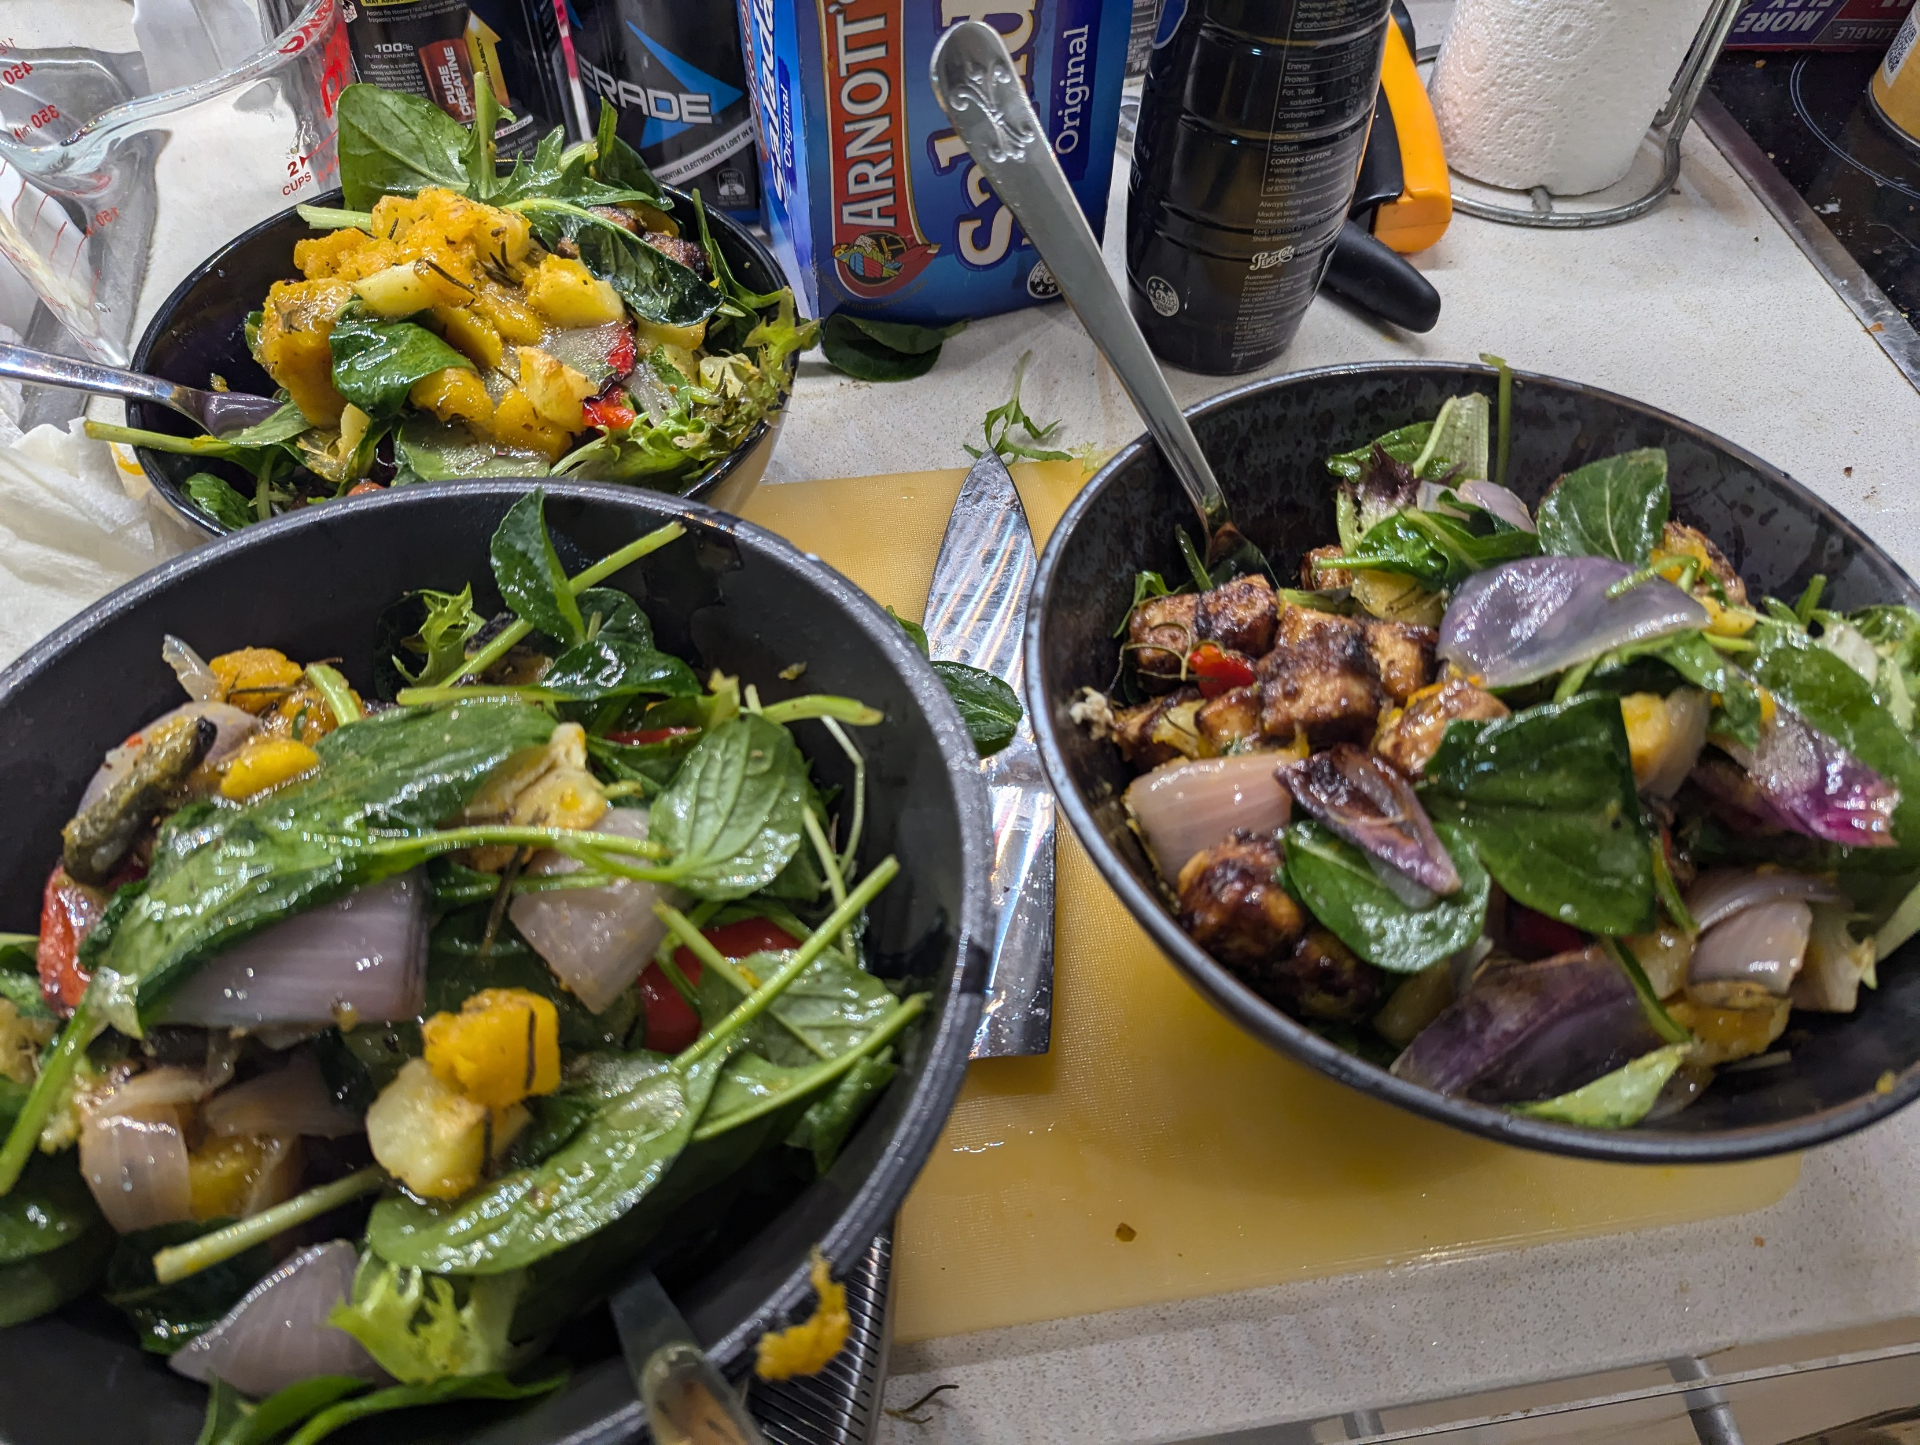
[0,485,990,1444]
[128,187,796,538]
[1028,359,1920,1165]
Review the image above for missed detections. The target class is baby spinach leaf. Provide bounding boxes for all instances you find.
[518,200,718,328]
[0,1153,98,1265]
[1588,630,1763,749]
[0,935,50,1021]
[539,588,700,702]
[184,473,255,531]
[80,701,557,1034]
[1337,507,1539,590]
[690,190,784,314]
[693,949,901,1067]
[280,1369,568,1445]
[329,311,475,423]
[217,399,314,448]
[887,606,930,654]
[395,417,550,484]
[367,1050,726,1274]
[336,83,475,211]
[0,1226,111,1327]
[650,715,810,899]
[792,1050,895,1173]
[1421,694,1655,935]
[1511,1042,1689,1128]
[491,489,585,646]
[591,97,664,202]
[931,660,1022,756]
[1752,625,1920,864]
[198,1375,370,1445]
[1280,817,1489,974]
[104,1219,273,1354]
[1327,421,1432,481]
[587,731,702,797]
[1536,449,1669,565]
[820,312,962,382]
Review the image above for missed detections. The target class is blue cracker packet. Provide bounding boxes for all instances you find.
[738,0,1131,325]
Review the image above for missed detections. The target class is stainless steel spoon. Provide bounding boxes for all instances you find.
[928,20,1272,583]
[0,340,284,437]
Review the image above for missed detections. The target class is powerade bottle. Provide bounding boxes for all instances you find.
[564,0,761,220]
[1127,0,1394,373]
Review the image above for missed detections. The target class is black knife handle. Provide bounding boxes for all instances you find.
[1322,219,1442,332]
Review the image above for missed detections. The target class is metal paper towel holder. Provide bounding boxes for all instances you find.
[1438,0,1749,229]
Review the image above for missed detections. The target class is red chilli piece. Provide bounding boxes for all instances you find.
[37,858,143,1014]
[1508,905,1588,961]
[1186,642,1257,698]
[607,326,637,376]
[582,394,637,431]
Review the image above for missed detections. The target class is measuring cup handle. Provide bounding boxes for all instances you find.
[0,342,185,413]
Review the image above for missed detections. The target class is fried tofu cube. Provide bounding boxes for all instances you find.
[1373,678,1509,776]
[1127,593,1198,690]
[1362,619,1437,703]
[1196,684,1261,753]
[366,1058,489,1200]
[525,254,626,328]
[1257,606,1385,744]
[1197,574,1278,658]
[1177,830,1304,969]
[1112,688,1202,769]
[422,987,562,1111]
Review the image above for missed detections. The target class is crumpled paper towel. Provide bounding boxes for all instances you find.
[1428,0,1716,196]
[0,419,197,669]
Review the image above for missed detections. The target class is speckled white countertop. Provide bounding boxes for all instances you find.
[756,49,1920,1445]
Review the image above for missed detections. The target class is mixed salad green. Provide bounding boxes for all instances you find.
[0,493,916,1439]
[1084,369,1920,1127]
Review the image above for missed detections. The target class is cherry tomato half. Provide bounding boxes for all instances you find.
[638,917,800,1053]
[1507,905,1586,961]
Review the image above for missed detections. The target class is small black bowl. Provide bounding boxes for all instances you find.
[129,188,795,537]
[0,484,990,1444]
[1028,359,1920,1164]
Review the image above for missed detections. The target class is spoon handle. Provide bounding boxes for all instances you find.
[929,21,1228,535]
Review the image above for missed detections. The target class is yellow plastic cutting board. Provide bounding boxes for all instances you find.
[740,466,1801,1347]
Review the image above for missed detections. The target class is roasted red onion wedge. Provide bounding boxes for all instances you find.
[1125,752,1292,880]
[160,872,429,1029]
[170,1241,386,1396]
[1438,556,1707,690]
[1417,479,1536,533]
[1721,705,1900,849]
[1281,744,1461,895]
[1391,946,1664,1103]
[1688,898,1813,1007]
[1685,868,1842,933]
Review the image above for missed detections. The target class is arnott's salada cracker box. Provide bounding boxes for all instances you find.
[736,0,1131,324]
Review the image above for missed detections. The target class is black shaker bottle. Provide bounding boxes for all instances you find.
[1127,0,1394,373]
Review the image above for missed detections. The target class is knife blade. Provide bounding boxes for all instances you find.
[922,450,1055,1058]
[610,1267,769,1445]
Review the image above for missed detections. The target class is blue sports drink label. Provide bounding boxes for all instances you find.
[737,0,1131,324]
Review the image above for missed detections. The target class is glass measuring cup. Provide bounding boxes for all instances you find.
[0,0,348,365]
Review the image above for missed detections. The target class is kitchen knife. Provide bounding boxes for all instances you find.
[923,450,1055,1058]
[610,1268,770,1445]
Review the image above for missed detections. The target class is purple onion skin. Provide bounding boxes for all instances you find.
[1439,557,1708,690]
[1728,705,1900,849]
[1282,744,1462,894]
[1391,946,1663,1103]
[1419,480,1536,534]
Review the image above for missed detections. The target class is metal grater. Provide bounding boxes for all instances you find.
[748,1229,895,1445]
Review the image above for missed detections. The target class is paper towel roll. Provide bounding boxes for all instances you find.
[1428,0,1715,197]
